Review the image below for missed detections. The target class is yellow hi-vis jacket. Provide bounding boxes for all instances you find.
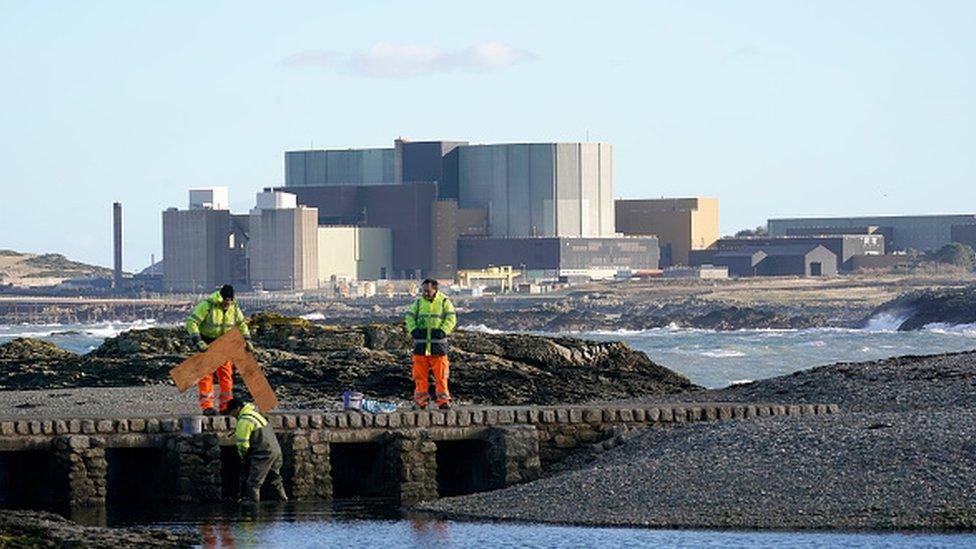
[186,291,250,341]
[234,403,274,458]
[405,292,456,356]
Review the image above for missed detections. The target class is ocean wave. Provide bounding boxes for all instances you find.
[461,324,506,334]
[921,322,976,337]
[699,349,747,358]
[300,312,326,321]
[861,311,908,332]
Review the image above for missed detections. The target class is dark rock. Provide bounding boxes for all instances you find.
[866,285,976,330]
[0,316,699,406]
[0,510,197,547]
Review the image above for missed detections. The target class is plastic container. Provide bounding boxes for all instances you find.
[361,399,398,414]
[342,390,364,411]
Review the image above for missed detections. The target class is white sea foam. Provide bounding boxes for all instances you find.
[300,312,326,321]
[921,322,976,337]
[461,324,505,334]
[862,311,908,332]
[699,349,747,358]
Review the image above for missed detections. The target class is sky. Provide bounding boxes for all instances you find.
[0,1,973,270]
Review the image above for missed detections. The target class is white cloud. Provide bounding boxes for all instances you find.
[281,42,535,78]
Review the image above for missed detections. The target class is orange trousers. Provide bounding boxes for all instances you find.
[412,355,450,407]
[198,360,233,412]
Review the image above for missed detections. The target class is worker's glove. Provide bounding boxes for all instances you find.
[431,329,446,340]
[410,328,424,339]
[196,340,208,352]
[244,339,255,353]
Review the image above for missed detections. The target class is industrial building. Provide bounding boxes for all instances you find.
[768,215,976,253]
[272,183,438,279]
[247,192,319,291]
[615,198,719,266]
[283,139,621,280]
[162,190,248,293]
[317,226,392,282]
[456,143,615,238]
[706,234,883,271]
[458,236,659,279]
[691,244,837,277]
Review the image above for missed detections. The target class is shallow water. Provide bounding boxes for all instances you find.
[0,320,158,354]
[71,500,976,549]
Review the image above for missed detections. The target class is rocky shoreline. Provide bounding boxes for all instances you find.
[0,510,195,547]
[0,313,698,407]
[419,350,976,530]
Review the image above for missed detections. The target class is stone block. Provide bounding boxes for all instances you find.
[348,414,363,428]
[312,443,329,455]
[602,409,618,422]
[772,405,787,416]
[787,405,801,416]
[516,409,529,423]
[310,415,323,428]
[444,410,458,426]
[526,409,539,423]
[96,420,114,433]
[283,415,298,429]
[374,414,389,427]
[619,409,634,422]
[336,414,349,428]
[569,409,583,423]
[686,408,702,421]
[388,412,403,428]
[415,412,430,427]
[430,412,446,426]
[298,415,309,428]
[633,408,646,422]
[401,413,415,427]
[40,421,54,435]
[704,407,718,421]
[68,435,90,449]
[657,408,672,422]
[556,409,570,423]
[28,421,41,435]
[485,409,499,424]
[498,410,515,425]
[470,410,484,424]
[801,404,817,415]
[14,421,29,435]
[0,422,14,436]
[271,415,284,429]
[583,409,602,424]
[457,411,471,427]
[827,404,840,414]
[553,435,576,449]
[127,418,144,432]
[160,419,178,432]
[541,410,556,424]
[719,407,733,421]
[116,420,129,433]
[54,420,68,435]
[672,408,686,423]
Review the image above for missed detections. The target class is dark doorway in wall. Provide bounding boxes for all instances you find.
[0,450,62,509]
[435,439,496,497]
[330,442,390,498]
[105,448,168,503]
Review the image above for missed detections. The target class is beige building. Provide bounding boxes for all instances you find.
[615,198,719,266]
[248,192,319,290]
[317,226,393,282]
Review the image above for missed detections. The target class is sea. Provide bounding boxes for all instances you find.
[4,315,976,546]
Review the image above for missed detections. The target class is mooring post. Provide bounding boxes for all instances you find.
[52,435,106,506]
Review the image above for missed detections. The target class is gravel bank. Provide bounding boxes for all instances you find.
[0,510,196,547]
[421,350,976,530]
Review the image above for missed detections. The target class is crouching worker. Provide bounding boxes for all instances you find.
[225,398,287,503]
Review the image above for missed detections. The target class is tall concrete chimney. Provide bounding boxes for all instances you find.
[113,202,122,289]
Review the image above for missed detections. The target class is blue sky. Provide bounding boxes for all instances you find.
[1,1,973,270]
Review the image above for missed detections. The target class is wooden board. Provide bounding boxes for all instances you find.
[169,328,279,412]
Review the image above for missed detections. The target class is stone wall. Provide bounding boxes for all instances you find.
[0,402,838,507]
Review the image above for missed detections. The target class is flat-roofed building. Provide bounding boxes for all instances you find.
[318,226,393,282]
[248,192,319,291]
[458,236,658,280]
[768,215,976,253]
[615,198,719,267]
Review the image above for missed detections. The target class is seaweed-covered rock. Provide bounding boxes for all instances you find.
[0,317,699,405]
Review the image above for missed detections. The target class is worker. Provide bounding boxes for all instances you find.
[404,278,457,410]
[186,284,254,416]
[225,398,288,503]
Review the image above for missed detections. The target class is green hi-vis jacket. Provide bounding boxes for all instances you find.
[186,291,250,341]
[405,292,457,356]
[234,403,281,459]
